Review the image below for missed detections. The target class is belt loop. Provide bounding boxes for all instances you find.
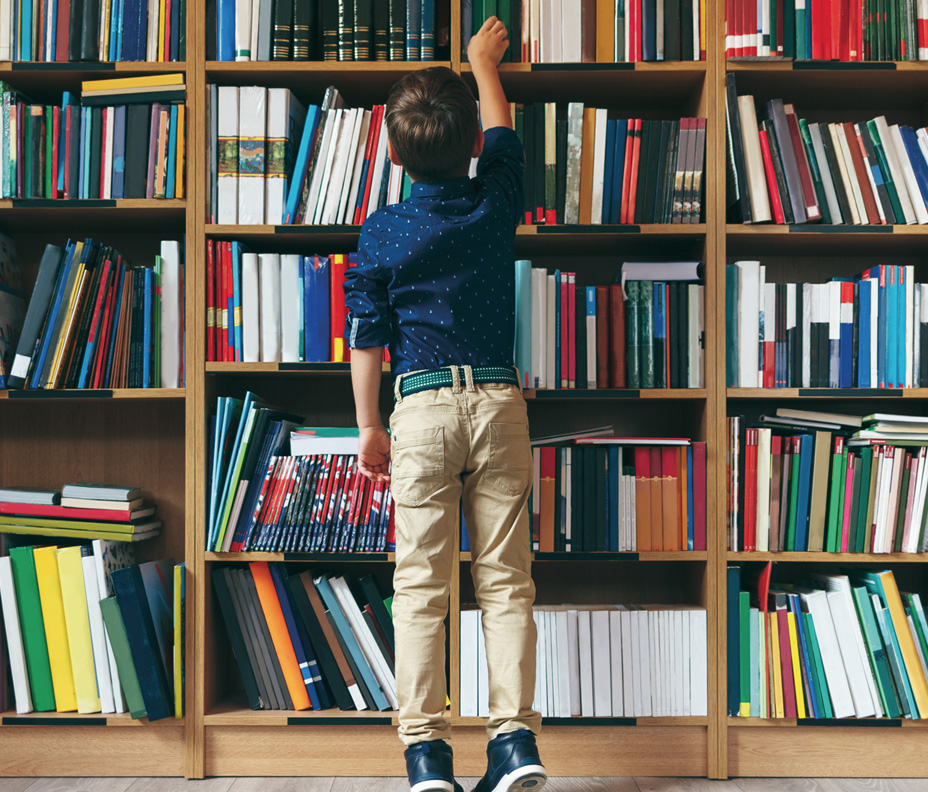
[450,365,462,394]
[393,373,404,404]
[513,366,524,392]
[463,365,476,392]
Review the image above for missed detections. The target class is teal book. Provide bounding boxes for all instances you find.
[8,546,55,711]
[626,281,640,388]
[514,260,532,388]
[803,612,834,719]
[749,607,759,717]
[855,448,873,553]
[872,595,915,719]
[99,597,147,720]
[638,280,654,389]
[853,586,900,718]
[726,265,739,387]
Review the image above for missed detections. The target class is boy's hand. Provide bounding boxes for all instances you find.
[468,16,509,69]
[358,425,392,483]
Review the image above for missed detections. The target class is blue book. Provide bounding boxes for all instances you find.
[303,255,330,362]
[269,565,322,710]
[137,0,149,62]
[794,434,813,551]
[611,120,627,224]
[788,592,820,718]
[208,397,238,545]
[406,0,421,60]
[871,595,917,718]
[109,0,119,60]
[83,107,93,198]
[78,107,87,198]
[284,105,321,224]
[166,104,178,199]
[836,279,853,388]
[608,446,619,551]
[117,0,127,60]
[313,575,391,711]
[900,127,928,213]
[461,504,470,552]
[58,94,75,194]
[49,0,57,59]
[112,105,127,199]
[29,242,75,389]
[111,566,173,722]
[420,0,435,60]
[218,0,235,60]
[143,266,153,387]
[641,0,656,60]
[897,265,906,388]
[231,243,242,360]
[602,120,616,224]
[859,276,871,388]
[514,259,532,387]
[20,0,31,61]
[687,445,694,551]
[214,393,259,549]
[653,283,666,386]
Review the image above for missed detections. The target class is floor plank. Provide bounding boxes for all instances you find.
[0,782,37,792]
[24,780,136,792]
[126,781,235,792]
[329,781,407,792]
[732,780,928,792]
[546,780,640,792]
[636,779,743,792]
[229,780,332,792]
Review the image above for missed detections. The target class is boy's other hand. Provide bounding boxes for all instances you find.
[358,425,392,483]
[469,16,509,68]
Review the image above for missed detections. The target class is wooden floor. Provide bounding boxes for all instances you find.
[1,780,927,791]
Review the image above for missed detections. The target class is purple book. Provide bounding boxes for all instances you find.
[146,103,160,199]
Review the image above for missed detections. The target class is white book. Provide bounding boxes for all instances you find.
[797,588,856,718]
[365,116,390,218]
[801,283,812,387]
[619,608,635,715]
[591,108,608,224]
[302,109,338,224]
[341,110,372,224]
[577,609,594,716]
[147,0,160,60]
[874,116,917,224]
[0,556,32,713]
[825,124,859,224]
[624,0,631,61]
[537,609,548,716]
[92,540,134,714]
[265,89,296,224]
[532,268,547,388]
[591,609,612,716]
[0,0,10,61]
[564,103,584,224]
[691,610,708,717]
[915,281,921,387]
[657,611,668,716]
[556,609,571,717]
[692,0,700,57]
[80,553,114,714]
[908,449,928,553]
[756,427,771,552]
[734,261,760,387]
[532,610,543,714]
[103,108,114,199]
[250,0,262,61]
[636,610,652,716]
[159,240,182,387]
[322,108,359,225]
[650,611,661,715]
[609,610,623,716]
[760,0,771,55]
[834,124,868,225]
[540,0,553,62]
[681,610,691,716]
[674,611,685,716]
[550,0,563,61]
[258,253,281,362]
[546,275,557,389]
[907,264,916,387]
[279,254,301,362]
[687,284,704,387]
[567,609,581,716]
[561,0,582,60]
[889,124,928,224]
[460,610,479,717]
[828,280,841,388]
[477,610,489,718]
[217,87,240,224]
[521,0,532,62]
[237,86,267,224]
[809,123,843,225]
[388,162,404,205]
[241,252,260,363]
[758,264,766,384]
[547,611,558,717]
[235,0,253,59]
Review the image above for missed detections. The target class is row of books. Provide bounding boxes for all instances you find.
[514,261,705,391]
[0,539,183,720]
[213,564,396,711]
[727,74,928,226]
[725,0,927,61]
[0,483,161,543]
[205,244,358,365]
[529,437,707,553]
[461,605,708,718]
[209,0,443,61]
[465,0,706,62]
[2,239,184,390]
[515,106,706,226]
[0,0,186,62]
[0,75,187,200]
[727,262,928,391]
[728,565,928,720]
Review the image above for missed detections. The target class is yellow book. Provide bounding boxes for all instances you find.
[47,259,86,388]
[879,570,928,717]
[101,0,112,61]
[81,74,185,93]
[175,105,186,199]
[57,547,101,713]
[33,547,77,712]
[173,563,184,718]
[769,612,784,718]
[786,611,806,719]
[158,0,167,62]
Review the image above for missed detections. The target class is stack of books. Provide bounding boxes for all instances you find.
[514,106,707,226]
[0,539,183,720]
[0,484,161,542]
[0,75,186,200]
[209,0,442,61]
[727,261,928,390]
[0,0,186,62]
[728,565,928,719]
[727,74,928,226]
[0,232,24,389]
[728,410,928,553]
[725,0,928,61]
[466,0,706,63]
[515,260,705,391]
[461,604,708,718]
[213,564,396,712]
[530,433,706,553]
[6,239,184,391]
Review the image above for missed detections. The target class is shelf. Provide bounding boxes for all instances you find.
[727,387,928,399]
[524,388,707,400]
[729,716,928,727]
[207,60,452,73]
[203,706,396,727]
[204,551,394,562]
[0,61,186,71]
[727,60,928,71]
[205,362,390,373]
[455,715,708,727]
[1,711,184,727]
[728,551,928,563]
[0,199,186,231]
[461,551,707,562]
[0,388,186,401]
[465,61,708,73]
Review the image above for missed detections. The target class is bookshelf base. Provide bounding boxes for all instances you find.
[202,725,707,778]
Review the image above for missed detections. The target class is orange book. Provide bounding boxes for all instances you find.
[539,447,556,552]
[249,562,311,710]
[596,0,615,62]
[661,447,679,551]
[634,447,652,551]
[649,447,663,551]
[578,107,597,224]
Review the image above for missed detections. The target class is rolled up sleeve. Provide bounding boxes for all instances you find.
[344,228,391,349]
[476,126,525,227]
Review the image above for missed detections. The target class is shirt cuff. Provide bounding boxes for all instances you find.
[346,314,391,349]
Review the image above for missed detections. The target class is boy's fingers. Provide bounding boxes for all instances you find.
[479,15,499,32]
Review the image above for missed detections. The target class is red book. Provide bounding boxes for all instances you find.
[725,0,734,57]
[83,258,112,380]
[748,0,757,55]
[358,106,383,224]
[785,109,821,222]
[37,0,46,60]
[539,447,556,552]
[634,446,652,551]
[559,272,569,387]
[852,0,862,58]
[595,286,610,388]
[608,283,627,389]
[206,241,216,362]
[693,442,707,551]
[661,446,680,551]
[233,458,275,550]
[626,121,642,224]
[744,428,758,552]
[92,262,119,388]
[64,106,72,198]
[385,491,395,549]
[163,0,172,62]
[831,0,842,59]
[775,601,798,717]
[649,447,663,551]
[758,129,786,225]
[839,0,851,59]
[51,106,59,199]
[735,0,744,56]
[330,254,349,362]
[567,273,576,388]
[354,105,378,224]
[0,499,154,521]
[56,0,72,61]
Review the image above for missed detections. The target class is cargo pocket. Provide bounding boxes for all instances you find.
[486,422,532,496]
[390,425,445,506]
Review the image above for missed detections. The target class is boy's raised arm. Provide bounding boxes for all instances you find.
[468,17,512,131]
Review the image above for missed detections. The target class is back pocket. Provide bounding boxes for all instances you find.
[390,425,445,506]
[486,422,531,496]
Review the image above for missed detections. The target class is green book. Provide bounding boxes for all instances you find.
[904,593,928,675]
[497,0,511,61]
[786,440,801,551]
[825,443,843,553]
[916,466,928,551]
[626,280,640,388]
[865,120,905,224]
[638,280,654,389]
[8,546,55,711]
[99,596,147,720]
[853,586,899,718]
[383,596,392,617]
[45,106,53,200]
[739,591,750,717]
[855,448,873,553]
[23,108,31,200]
[894,458,911,553]
[798,119,831,224]
[725,265,739,386]
[803,612,833,719]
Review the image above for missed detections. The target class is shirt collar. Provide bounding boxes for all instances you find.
[410,177,474,200]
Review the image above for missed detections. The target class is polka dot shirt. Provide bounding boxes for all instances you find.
[343,127,525,377]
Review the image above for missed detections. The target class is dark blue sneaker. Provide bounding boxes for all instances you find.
[472,729,547,792]
[404,739,464,792]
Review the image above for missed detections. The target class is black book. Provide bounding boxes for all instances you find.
[178,0,186,59]
[681,0,694,59]
[634,121,653,223]
[819,126,855,229]
[321,0,339,59]
[206,0,217,60]
[373,0,389,59]
[212,568,264,710]
[124,104,151,199]
[511,0,522,61]
[169,0,181,60]
[523,104,534,224]
[665,0,681,60]
[127,270,141,388]
[555,118,567,224]
[725,73,752,223]
[293,0,316,60]
[570,446,584,550]
[809,310,822,388]
[63,249,105,388]
[80,0,100,61]
[277,567,332,709]
[339,0,355,60]
[67,106,81,198]
[777,282,787,388]
[763,99,807,224]
[243,568,294,709]
[230,567,279,709]
[354,0,373,59]
[388,0,404,59]
[357,574,394,653]
[761,118,794,224]
[534,103,545,223]
[645,121,670,224]
[273,0,293,59]
[593,447,607,551]
[575,279,587,388]
[659,120,680,223]
[68,0,84,61]
[89,107,103,200]
[582,446,596,551]
[859,123,897,224]
[29,108,43,199]
[783,0,795,58]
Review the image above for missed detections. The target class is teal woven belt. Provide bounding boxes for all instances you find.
[398,366,519,397]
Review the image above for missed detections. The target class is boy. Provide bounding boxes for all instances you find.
[343,17,545,792]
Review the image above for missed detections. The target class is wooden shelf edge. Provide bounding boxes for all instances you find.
[726,59,928,72]
[205,60,452,73]
[0,388,185,401]
[728,551,928,562]
[729,716,928,727]
[727,387,928,398]
[0,199,185,209]
[204,551,395,562]
[461,551,707,562]
[0,61,187,72]
[1,712,184,727]
[461,61,708,73]
[205,223,706,237]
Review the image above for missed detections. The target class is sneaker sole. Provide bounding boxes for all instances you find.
[489,764,548,792]
[410,781,455,792]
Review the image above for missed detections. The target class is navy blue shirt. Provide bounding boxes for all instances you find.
[343,126,524,377]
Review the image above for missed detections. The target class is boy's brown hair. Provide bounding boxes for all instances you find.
[385,66,479,184]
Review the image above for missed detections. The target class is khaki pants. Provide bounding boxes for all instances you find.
[389,366,541,745]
